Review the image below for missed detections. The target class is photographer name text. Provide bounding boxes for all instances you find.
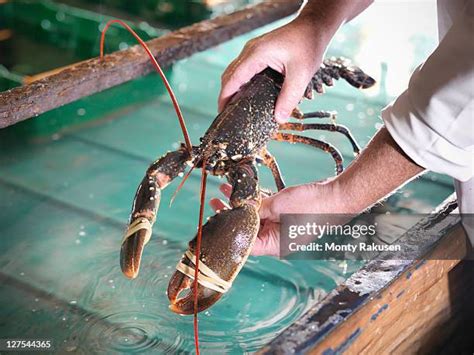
[288,241,401,253]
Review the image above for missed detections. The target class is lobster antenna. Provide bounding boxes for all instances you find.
[100,19,193,153]
[169,166,195,207]
[193,164,208,355]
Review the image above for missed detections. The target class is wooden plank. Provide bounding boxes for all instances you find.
[308,225,472,354]
[22,60,91,85]
[261,198,474,354]
[0,0,302,128]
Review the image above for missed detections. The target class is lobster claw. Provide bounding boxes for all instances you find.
[120,217,155,279]
[120,147,190,279]
[167,204,260,314]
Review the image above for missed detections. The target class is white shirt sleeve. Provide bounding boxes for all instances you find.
[381,1,474,182]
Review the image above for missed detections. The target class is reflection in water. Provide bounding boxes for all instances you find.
[0,126,365,352]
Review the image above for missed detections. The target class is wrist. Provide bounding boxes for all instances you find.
[295,1,349,42]
[290,15,337,49]
[322,177,365,214]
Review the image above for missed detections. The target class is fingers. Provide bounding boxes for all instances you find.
[218,46,267,112]
[251,238,266,256]
[251,221,280,257]
[274,67,312,123]
[258,198,270,220]
[209,184,232,212]
[219,183,232,198]
[212,182,281,257]
[209,198,229,212]
[218,184,277,221]
[258,195,275,221]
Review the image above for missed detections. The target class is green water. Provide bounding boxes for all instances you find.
[0,4,453,354]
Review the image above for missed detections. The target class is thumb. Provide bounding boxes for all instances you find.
[251,222,280,257]
[219,54,266,112]
[258,196,274,221]
[274,68,311,123]
[258,193,283,222]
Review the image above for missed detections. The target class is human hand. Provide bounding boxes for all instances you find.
[218,19,331,123]
[209,182,341,257]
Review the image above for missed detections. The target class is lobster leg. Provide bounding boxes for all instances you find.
[279,122,360,156]
[301,111,335,119]
[259,148,286,191]
[168,161,261,314]
[291,109,335,120]
[121,145,192,279]
[273,132,344,174]
[304,58,376,97]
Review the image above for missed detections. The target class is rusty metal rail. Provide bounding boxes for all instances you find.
[0,0,302,129]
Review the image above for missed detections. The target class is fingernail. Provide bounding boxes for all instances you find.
[275,110,289,123]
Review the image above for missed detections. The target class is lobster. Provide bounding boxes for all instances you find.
[100,19,375,353]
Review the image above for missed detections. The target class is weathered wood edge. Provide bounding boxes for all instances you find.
[0,0,302,128]
[260,195,468,354]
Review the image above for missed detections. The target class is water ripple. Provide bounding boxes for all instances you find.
[65,239,346,353]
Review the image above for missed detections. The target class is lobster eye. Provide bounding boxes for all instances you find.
[205,160,216,171]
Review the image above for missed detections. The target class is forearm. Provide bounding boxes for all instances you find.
[295,0,374,43]
[330,127,425,213]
